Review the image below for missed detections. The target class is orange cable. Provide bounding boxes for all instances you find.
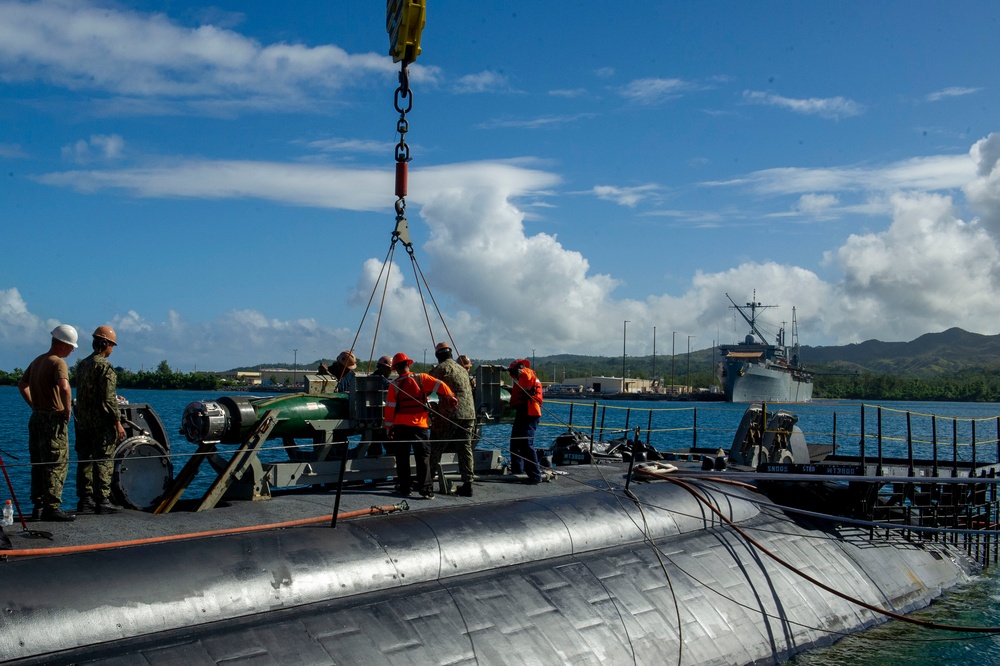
[2,504,403,558]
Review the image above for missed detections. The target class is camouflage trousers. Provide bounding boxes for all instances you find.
[430,418,476,484]
[28,411,69,510]
[75,424,117,502]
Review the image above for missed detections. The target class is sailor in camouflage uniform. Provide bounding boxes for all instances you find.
[429,342,477,497]
[74,326,126,514]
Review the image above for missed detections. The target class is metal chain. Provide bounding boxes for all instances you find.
[392,65,412,237]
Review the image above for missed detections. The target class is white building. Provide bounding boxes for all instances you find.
[555,376,655,394]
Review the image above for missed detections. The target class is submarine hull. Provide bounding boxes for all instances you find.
[0,477,977,665]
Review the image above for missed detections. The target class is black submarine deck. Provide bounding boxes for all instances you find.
[3,463,637,553]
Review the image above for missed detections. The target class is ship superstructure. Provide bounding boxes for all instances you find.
[717,292,814,402]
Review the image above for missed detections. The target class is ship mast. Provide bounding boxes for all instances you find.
[791,306,801,364]
[725,291,776,345]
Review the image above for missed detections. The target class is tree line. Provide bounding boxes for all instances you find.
[812,365,1000,402]
[3,357,1000,401]
[0,360,224,391]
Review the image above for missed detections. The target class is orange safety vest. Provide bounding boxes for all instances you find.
[510,367,543,418]
[384,372,454,428]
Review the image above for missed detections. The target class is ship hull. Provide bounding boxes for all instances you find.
[723,361,814,403]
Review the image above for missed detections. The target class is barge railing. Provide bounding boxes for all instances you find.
[540,400,1000,567]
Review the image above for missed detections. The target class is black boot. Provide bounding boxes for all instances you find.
[40,507,75,522]
[457,483,473,497]
[95,499,123,514]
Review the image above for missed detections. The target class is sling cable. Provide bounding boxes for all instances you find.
[348,1,460,372]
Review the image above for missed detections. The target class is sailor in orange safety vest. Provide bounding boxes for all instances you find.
[384,352,457,499]
[508,359,545,483]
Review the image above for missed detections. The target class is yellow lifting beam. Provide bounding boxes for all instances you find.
[386,0,426,65]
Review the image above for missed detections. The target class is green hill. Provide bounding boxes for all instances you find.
[802,327,1000,376]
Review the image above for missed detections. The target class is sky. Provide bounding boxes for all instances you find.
[2,0,1000,373]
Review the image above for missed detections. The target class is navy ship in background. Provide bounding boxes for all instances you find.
[717,292,814,402]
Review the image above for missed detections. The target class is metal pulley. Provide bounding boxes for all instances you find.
[105,402,175,510]
[112,435,173,510]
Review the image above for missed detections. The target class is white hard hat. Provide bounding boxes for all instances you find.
[51,324,78,348]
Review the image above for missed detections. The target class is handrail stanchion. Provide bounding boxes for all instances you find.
[693,408,698,449]
[590,402,598,458]
[932,416,939,478]
[330,438,351,529]
[623,427,640,494]
[953,419,959,478]
[972,419,978,474]
[877,406,884,477]
[832,412,837,455]
[907,411,914,477]
[860,404,866,470]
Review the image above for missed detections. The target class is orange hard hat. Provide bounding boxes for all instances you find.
[93,325,117,346]
[392,352,415,367]
[336,350,357,369]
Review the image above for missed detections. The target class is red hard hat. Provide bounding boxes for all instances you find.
[392,352,414,367]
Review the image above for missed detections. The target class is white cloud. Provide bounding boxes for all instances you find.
[926,86,982,102]
[715,154,976,197]
[418,183,626,353]
[96,307,350,372]
[452,70,511,94]
[618,78,692,105]
[592,184,660,207]
[35,157,560,215]
[0,143,27,158]
[742,90,864,119]
[794,193,839,215]
[0,288,48,345]
[304,138,396,155]
[548,88,587,98]
[110,310,153,334]
[37,160,394,211]
[0,0,402,110]
[478,114,595,130]
[61,134,125,163]
[11,134,1000,368]
[964,133,1000,241]
[824,191,1000,342]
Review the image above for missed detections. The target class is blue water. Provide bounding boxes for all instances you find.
[2,386,1000,662]
[0,386,233,504]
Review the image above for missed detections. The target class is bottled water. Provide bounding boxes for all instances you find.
[1,500,12,526]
